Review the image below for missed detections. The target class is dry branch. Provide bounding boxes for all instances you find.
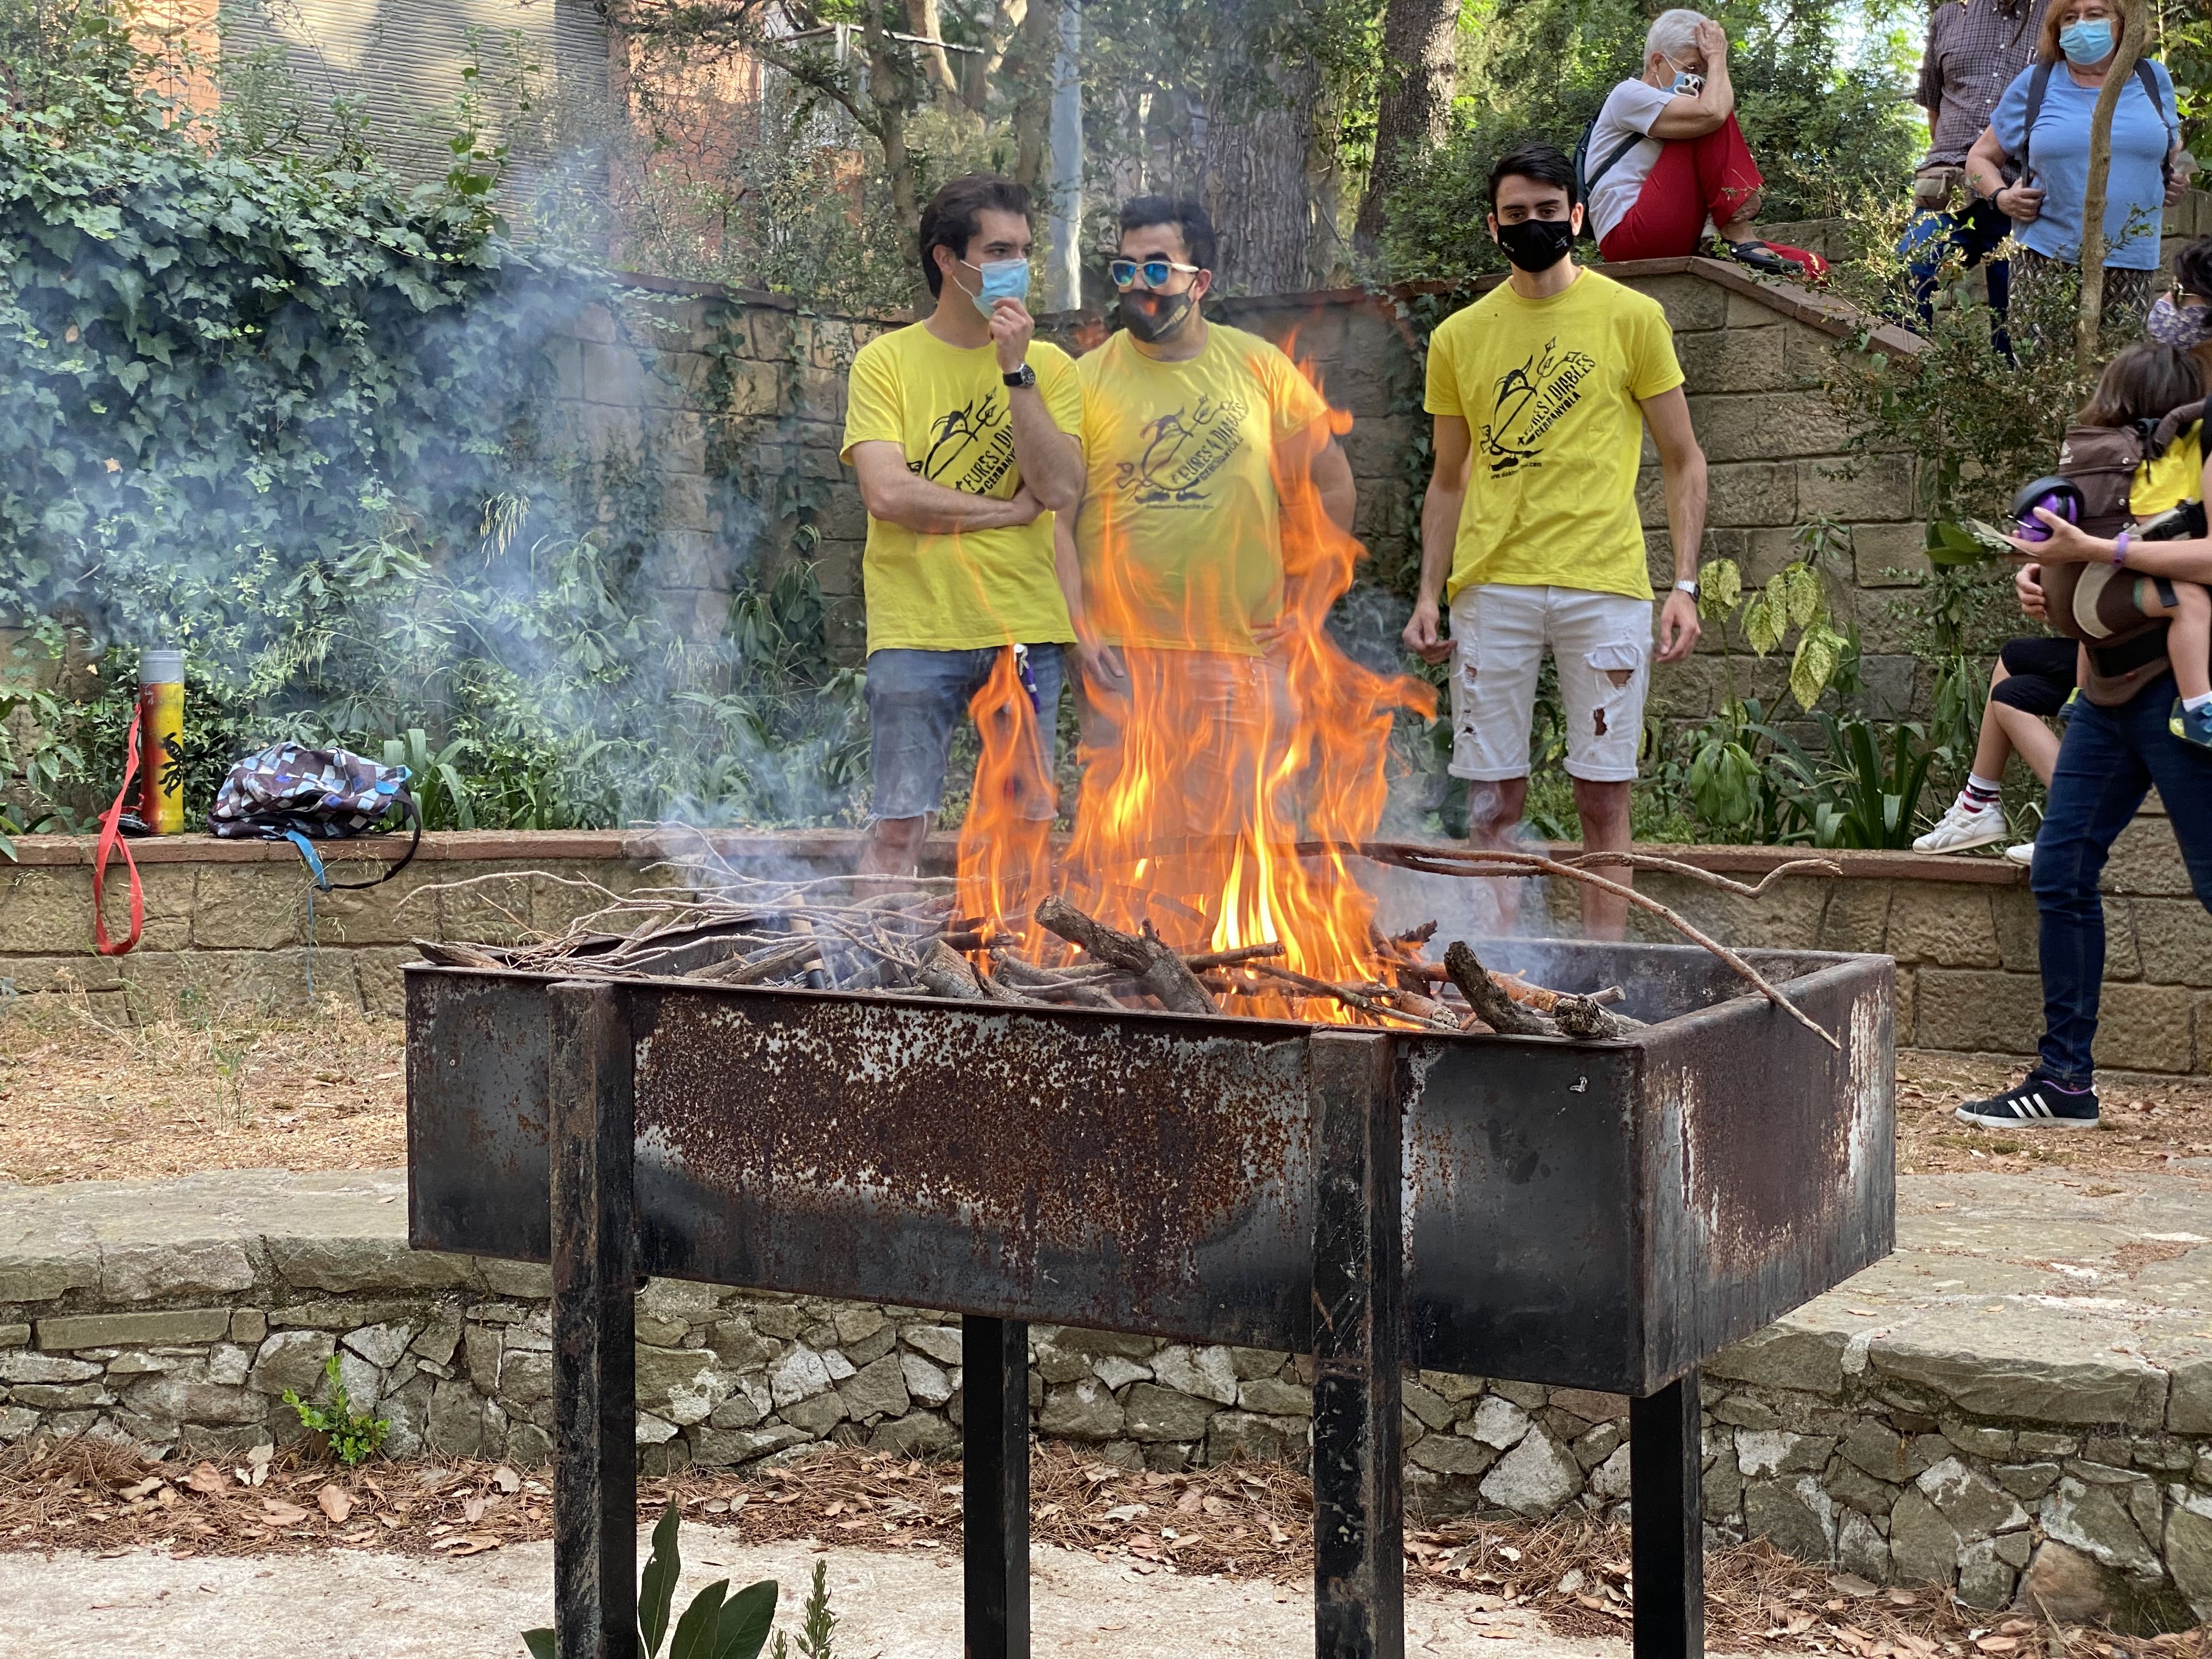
[1443,943,1549,1036]
[915,939,985,1001]
[1339,843,1839,1049]
[1034,895,1218,1015]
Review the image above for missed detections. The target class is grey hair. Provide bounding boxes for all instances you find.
[1645,8,1708,63]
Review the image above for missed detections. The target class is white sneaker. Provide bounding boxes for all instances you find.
[2003,840,2035,867]
[1912,797,2008,854]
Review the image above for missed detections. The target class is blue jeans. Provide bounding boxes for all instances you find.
[1894,198,2011,352]
[2030,673,2212,1086]
[865,644,1065,821]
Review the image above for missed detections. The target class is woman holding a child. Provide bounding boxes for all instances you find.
[1956,279,2212,1132]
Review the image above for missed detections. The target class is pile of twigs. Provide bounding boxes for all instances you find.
[405,842,1841,1047]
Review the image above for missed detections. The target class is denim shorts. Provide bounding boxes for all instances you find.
[866,645,1065,822]
[1447,584,1654,783]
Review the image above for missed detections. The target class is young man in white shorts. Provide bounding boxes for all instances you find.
[1402,141,1709,938]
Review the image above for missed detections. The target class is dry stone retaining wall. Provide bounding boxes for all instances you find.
[6,827,2205,1076]
[9,1175,2212,1630]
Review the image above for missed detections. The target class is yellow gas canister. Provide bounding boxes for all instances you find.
[138,648,187,834]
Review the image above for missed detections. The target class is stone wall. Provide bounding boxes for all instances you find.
[561,256,1937,703]
[1525,802,2210,1076]
[11,1171,2212,1632]
[8,828,2204,1075]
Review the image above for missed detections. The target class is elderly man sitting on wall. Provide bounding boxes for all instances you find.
[1584,8,1827,278]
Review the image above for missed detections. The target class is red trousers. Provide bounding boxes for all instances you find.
[1598,114,1825,275]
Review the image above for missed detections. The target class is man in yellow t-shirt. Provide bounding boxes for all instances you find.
[1402,141,1710,939]
[841,173,1087,877]
[1054,196,1354,836]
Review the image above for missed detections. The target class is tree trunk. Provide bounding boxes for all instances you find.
[864,11,927,312]
[903,0,964,108]
[1353,0,1458,255]
[2075,7,2150,363]
[1008,0,1059,190]
[1200,57,1321,294]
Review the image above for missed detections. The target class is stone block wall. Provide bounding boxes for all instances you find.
[566,257,1939,712]
[1535,809,2210,1076]
[10,1195,2212,1633]
[8,828,2206,1074]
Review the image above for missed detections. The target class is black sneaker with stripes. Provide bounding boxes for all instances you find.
[1954,1075,2101,1131]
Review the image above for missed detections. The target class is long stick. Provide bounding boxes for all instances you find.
[2074,4,2150,365]
[1340,843,1838,1049]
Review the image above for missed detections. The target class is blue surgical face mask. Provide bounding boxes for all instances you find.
[1661,55,1703,96]
[2058,19,2114,64]
[965,257,1031,316]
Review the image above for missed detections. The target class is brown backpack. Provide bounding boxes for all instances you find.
[2038,399,2207,707]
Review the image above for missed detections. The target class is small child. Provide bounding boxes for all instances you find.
[2038,343,2211,748]
[2103,346,2212,748]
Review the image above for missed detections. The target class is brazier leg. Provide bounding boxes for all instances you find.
[963,1314,1030,1659]
[1630,1372,1705,1659]
[1310,1031,1403,1659]
[550,980,637,1659]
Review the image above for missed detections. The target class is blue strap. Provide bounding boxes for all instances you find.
[281,829,331,891]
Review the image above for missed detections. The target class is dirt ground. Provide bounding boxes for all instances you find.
[3,998,2208,1188]
[1,1437,2185,1659]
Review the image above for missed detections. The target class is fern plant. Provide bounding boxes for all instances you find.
[281,1354,388,1468]
[524,1502,780,1659]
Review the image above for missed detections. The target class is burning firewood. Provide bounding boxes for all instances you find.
[1443,942,1550,1037]
[915,939,985,1001]
[1032,895,1217,1016]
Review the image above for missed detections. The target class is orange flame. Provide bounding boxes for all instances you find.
[954,647,1055,957]
[954,337,1436,1022]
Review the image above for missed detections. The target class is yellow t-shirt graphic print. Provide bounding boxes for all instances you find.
[1075,324,1331,655]
[840,321,1083,655]
[1425,269,1683,603]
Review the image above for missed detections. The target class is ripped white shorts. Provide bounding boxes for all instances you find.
[1446,584,1654,784]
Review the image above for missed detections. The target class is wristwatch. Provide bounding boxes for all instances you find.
[1674,578,1700,596]
[1002,363,1036,390]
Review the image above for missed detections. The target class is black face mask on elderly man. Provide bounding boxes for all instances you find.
[1494,216,1574,274]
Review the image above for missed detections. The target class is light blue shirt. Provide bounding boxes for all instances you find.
[1990,58,2179,270]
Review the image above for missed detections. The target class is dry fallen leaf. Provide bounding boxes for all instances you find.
[318,1487,353,1524]
[492,1466,521,1494]
[462,1497,487,1524]
[119,1477,164,1502]
[261,1499,309,1526]
[182,1463,229,1498]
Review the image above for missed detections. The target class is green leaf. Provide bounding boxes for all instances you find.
[716,1582,780,1659]
[1781,563,1821,630]
[1696,556,1741,616]
[669,1581,729,1659]
[1789,626,1842,713]
[522,1630,556,1659]
[1741,594,1785,657]
[639,1500,683,1657]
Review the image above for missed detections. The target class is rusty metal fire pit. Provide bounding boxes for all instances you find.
[404,934,1894,1659]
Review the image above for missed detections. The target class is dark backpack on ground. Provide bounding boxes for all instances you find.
[207,742,422,888]
[2039,397,2208,706]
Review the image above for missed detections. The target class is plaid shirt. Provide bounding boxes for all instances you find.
[1916,0,2052,167]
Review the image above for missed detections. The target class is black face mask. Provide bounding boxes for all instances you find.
[1119,288,1193,343]
[1494,216,1575,273]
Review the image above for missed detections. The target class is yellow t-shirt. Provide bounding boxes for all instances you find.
[2134,421,2204,518]
[1424,268,1683,603]
[840,322,1082,654]
[1073,324,1331,654]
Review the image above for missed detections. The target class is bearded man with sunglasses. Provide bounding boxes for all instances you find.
[1053,196,1353,839]
[842,173,1087,877]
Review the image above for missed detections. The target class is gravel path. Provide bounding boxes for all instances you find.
[1,1531,1640,1659]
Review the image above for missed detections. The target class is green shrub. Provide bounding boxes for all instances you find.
[281,1353,388,1468]
[524,1501,782,1659]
